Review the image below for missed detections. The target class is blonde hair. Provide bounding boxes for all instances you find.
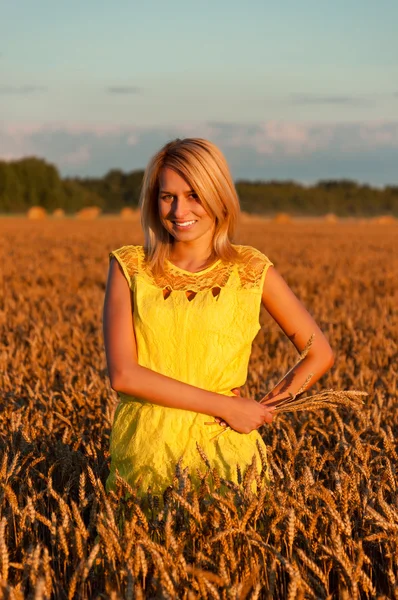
[139,138,241,273]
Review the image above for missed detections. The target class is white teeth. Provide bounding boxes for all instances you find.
[174,220,196,227]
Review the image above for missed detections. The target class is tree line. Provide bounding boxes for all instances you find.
[1,157,397,216]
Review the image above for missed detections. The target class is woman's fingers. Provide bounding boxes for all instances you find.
[206,394,272,435]
[262,409,274,425]
[205,417,227,427]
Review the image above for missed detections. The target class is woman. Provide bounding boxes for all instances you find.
[103,138,334,501]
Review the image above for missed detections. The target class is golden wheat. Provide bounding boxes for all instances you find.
[0,217,397,598]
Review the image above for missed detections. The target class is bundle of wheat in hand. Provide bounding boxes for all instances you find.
[207,333,367,441]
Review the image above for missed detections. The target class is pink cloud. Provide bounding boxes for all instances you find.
[224,121,336,156]
[1,120,398,172]
[359,122,398,146]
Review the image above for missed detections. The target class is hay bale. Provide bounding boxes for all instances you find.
[324,213,338,223]
[374,215,396,224]
[273,212,291,224]
[75,206,102,220]
[239,211,253,224]
[53,208,65,218]
[120,207,139,220]
[27,206,47,219]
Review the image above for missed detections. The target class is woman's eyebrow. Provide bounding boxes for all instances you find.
[159,189,195,194]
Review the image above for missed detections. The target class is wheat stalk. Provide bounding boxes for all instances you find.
[269,389,367,414]
[208,331,366,439]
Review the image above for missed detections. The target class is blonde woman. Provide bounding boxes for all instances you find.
[103,138,334,503]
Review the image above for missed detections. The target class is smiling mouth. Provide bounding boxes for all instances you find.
[172,220,197,228]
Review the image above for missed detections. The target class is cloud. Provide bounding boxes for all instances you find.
[0,85,47,94]
[1,119,398,184]
[59,145,91,166]
[291,94,366,106]
[126,134,139,146]
[106,86,142,94]
[215,121,335,156]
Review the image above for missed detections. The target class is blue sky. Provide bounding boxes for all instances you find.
[1,0,398,183]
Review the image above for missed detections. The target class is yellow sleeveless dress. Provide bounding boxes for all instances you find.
[106,244,273,498]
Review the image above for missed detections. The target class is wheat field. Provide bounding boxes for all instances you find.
[0,217,397,599]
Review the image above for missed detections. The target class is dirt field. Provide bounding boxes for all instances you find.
[0,217,397,599]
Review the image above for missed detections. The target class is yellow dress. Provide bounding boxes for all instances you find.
[106,244,273,498]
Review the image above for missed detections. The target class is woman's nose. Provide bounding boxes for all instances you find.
[172,196,191,217]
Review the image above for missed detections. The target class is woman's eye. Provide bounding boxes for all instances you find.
[161,193,199,201]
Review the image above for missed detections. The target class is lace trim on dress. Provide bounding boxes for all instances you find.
[110,244,273,292]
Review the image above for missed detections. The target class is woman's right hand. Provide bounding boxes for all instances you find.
[220,395,274,434]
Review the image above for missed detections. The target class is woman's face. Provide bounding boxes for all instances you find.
[158,167,215,246]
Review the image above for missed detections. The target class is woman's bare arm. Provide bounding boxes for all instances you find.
[103,258,273,430]
[260,267,334,406]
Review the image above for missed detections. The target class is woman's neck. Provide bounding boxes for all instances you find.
[168,241,215,272]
